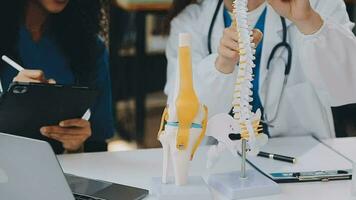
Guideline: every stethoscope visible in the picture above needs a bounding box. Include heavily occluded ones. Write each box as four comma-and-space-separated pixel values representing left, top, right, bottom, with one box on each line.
208, 0, 292, 127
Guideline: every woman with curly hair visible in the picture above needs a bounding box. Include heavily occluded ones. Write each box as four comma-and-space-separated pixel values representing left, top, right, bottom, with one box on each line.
0, 0, 114, 153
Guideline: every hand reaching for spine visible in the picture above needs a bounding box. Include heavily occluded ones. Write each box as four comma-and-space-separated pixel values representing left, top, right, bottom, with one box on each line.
216, 27, 263, 74
267, 0, 323, 34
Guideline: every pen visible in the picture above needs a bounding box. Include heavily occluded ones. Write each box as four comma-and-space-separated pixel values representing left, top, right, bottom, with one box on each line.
258, 151, 297, 164
1, 55, 25, 72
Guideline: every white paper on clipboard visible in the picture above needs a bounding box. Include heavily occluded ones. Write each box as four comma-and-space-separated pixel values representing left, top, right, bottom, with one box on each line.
82, 109, 91, 121
246, 136, 352, 177
0, 80, 3, 93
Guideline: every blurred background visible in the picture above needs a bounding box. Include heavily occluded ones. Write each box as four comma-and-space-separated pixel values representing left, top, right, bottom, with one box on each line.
97, 0, 356, 151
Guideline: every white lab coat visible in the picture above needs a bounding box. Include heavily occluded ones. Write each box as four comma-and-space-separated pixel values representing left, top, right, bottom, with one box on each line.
165, 0, 356, 139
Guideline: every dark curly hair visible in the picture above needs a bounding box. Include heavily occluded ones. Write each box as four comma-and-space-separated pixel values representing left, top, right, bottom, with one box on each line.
0, 0, 102, 86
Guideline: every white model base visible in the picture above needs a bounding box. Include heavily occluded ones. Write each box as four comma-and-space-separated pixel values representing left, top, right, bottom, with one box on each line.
208, 169, 280, 199
151, 176, 212, 200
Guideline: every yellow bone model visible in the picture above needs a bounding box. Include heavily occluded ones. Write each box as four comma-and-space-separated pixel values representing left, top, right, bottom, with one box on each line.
157, 33, 208, 186
175, 38, 200, 150
157, 33, 208, 159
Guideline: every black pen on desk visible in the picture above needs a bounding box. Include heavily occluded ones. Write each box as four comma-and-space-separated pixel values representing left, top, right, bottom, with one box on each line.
258, 151, 297, 164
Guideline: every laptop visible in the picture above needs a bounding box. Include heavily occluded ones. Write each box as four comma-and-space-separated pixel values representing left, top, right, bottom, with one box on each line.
0, 133, 148, 200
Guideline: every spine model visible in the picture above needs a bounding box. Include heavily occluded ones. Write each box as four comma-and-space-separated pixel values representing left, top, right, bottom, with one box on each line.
233, 0, 263, 150
206, 0, 268, 169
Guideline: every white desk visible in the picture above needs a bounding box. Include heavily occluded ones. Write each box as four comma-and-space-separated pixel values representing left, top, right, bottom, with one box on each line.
58, 137, 356, 200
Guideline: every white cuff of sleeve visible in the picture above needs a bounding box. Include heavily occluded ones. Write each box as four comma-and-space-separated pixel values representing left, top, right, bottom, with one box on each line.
198, 53, 237, 78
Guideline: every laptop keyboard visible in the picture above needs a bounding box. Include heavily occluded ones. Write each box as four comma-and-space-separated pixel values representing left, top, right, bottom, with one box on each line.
73, 193, 106, 200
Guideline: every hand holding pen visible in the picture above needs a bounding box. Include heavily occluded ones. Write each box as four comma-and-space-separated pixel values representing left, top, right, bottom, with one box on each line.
2, 55, 56, 84
1, 55, 91, 152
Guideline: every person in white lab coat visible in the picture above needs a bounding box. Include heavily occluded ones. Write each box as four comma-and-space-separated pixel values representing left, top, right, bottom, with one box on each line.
164, 0, 356, 139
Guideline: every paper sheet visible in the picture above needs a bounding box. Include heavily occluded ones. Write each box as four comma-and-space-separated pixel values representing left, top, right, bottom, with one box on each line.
247, 136, 352, 174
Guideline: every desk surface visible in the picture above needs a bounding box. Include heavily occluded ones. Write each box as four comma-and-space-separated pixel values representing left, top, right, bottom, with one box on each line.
58, 137, 356, 200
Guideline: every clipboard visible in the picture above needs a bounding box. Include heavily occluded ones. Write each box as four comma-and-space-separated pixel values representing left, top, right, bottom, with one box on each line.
246, 136, 353, 183
0, 82, 98, 153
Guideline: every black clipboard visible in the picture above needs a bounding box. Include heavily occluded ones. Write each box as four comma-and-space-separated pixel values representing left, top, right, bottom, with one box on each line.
247, 159, 352, 183
268, 170, 352, 183
0, 82, 98, 153
245, 136, 353, 183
